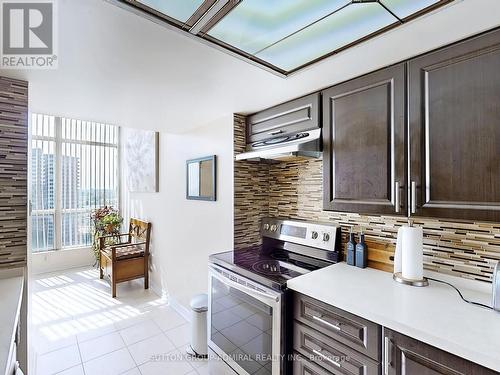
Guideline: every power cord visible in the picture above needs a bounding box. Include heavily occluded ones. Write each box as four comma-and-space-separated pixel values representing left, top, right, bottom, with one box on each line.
427, 277, 493, 310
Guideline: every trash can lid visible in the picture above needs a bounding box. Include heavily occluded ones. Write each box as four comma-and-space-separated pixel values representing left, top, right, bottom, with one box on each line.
190, 293, 208, 312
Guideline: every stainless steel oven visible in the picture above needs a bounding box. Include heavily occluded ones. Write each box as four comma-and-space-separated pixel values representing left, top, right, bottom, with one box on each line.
208, 218, 341, 375
208, 264, 282, 375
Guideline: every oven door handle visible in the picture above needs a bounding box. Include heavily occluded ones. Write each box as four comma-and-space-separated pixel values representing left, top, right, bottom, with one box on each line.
209, 265, 280, 303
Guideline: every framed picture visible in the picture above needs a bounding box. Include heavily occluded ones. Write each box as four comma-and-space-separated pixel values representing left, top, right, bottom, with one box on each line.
186, 155, 216, 201
124, 129, 159, 192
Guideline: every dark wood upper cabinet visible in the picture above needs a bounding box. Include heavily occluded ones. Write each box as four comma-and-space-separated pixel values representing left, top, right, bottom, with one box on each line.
322, 63, 406, 215
408, 29, 500, 221
247, 93, 320, 143
384, 328, 497, 375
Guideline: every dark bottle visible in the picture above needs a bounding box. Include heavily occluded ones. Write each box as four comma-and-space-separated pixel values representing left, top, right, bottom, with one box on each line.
355, 231, 368, 269
346, 227, 356, 266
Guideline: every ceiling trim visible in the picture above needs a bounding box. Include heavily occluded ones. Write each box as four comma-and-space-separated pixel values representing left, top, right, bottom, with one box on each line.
183, 0, 217, 30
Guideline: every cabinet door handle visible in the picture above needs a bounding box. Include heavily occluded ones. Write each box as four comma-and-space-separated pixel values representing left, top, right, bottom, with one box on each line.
411, 181, 417, 214
384, 337, 392, 375
312, 315, 341, 331
268, 130, 283, 135
312, 349, 341, 368
394, 182, 400, 213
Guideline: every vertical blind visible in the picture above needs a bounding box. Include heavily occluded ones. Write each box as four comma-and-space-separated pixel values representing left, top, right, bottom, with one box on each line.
31, 114, 119, 252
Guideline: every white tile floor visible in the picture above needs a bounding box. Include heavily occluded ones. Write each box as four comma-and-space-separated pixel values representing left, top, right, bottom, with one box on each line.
31, 267, 209, 375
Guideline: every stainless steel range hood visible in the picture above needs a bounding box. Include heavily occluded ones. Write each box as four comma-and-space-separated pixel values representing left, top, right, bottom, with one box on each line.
235, 128, 322, 161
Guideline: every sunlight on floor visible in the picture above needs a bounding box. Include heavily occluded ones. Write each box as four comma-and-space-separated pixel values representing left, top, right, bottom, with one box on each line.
31, 267, 208, 375
32, 269, 156, 337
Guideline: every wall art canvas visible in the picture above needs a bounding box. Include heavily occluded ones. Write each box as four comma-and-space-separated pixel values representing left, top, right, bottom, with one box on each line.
125, 129, 159, 192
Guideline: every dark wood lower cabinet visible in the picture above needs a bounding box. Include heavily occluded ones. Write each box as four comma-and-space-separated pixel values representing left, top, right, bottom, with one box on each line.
292, 293, 497, 375
294, 293, 381, 361
292, 292, 382, 375
293, 353, 335, 375
294, 321, 380, 375
384, 328, 497, 375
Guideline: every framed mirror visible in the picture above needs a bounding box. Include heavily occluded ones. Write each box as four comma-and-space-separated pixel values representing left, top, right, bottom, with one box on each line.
186, 155, 217, 201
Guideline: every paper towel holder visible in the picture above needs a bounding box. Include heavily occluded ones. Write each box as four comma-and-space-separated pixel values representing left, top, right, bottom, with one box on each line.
393, 272, 429, 287
393, 219, 428, 287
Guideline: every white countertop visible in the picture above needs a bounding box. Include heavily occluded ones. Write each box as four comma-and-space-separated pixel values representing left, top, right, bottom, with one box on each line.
0, 275, 24, 375
287, 263, 500, 372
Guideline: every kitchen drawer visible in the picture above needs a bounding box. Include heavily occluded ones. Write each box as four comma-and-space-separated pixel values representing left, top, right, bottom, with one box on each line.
293, 352, 333, 375
294, 293, 381, 361
294, 321, 381, 375
384, 328, 498, 375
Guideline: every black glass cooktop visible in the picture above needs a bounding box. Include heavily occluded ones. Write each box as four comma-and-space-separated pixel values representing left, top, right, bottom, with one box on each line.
209, 246, 328, 291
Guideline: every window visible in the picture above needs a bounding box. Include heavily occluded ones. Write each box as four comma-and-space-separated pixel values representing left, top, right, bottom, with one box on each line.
31, 114, 119, 252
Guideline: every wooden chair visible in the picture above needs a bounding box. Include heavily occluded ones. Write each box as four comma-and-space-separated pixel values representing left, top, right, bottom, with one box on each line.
99, 218, 151, 298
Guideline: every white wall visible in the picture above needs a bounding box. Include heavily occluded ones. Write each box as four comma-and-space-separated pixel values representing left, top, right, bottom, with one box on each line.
31, 248, 94, 275
120, 116, 234, 308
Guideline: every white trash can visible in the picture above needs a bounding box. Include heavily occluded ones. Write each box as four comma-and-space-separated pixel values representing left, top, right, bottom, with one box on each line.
187, 293, 208, 358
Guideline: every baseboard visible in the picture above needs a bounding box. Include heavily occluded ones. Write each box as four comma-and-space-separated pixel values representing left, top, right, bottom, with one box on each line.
169, 297, 192, 322
149, 279, 167, 300
150, 279, 192, 322
31, 247, 94, 275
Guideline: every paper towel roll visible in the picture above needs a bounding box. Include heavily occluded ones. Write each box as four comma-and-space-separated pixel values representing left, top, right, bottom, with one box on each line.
401, 226, 423, 280
394, 227, 404, 273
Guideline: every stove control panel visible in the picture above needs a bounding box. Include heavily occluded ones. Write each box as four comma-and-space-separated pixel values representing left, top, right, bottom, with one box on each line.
261, 217, 340, 252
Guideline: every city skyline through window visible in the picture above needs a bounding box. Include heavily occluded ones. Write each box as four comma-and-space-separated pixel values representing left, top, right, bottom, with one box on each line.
31, 114, 119, 252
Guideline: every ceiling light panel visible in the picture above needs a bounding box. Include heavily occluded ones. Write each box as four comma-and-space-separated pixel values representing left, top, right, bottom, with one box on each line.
123, 0, 453, 74
380, 0, 442, 19
136, 0, 205, 22
255, 2, 398, 71
207, 0, 351, 55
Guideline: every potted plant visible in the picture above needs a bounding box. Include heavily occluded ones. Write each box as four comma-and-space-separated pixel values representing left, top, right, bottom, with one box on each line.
91, 206, 123, 265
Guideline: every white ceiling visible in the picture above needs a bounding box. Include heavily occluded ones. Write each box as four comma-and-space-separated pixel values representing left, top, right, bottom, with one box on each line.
2, 0, 500, 133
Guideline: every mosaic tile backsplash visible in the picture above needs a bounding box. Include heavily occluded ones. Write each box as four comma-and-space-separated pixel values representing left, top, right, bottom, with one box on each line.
234, 115, 269, 249
0, 76, 28, 269
234, 115, 500, 283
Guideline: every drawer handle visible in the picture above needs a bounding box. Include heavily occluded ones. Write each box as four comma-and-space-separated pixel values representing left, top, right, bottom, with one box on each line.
313, 349, 341, 368
268, 130, 284, 135
312, 315, 341, 331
